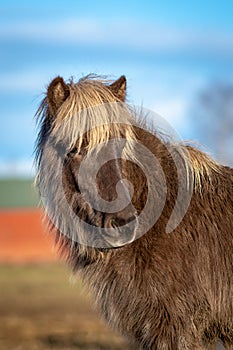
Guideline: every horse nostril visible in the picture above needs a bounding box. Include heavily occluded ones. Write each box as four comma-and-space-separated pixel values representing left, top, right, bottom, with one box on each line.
114, 216, 135, 227
108, 215, 136, 228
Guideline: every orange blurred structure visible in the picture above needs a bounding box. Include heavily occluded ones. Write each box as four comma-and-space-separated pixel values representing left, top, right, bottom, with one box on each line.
0, 209, 56, 263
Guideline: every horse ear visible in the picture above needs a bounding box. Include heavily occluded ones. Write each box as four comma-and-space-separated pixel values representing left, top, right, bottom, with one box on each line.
109, 75, 127, 101
47, 76, 70, 116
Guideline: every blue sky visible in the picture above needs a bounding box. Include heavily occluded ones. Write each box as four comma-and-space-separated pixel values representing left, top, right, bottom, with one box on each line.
0, 0, 233, 176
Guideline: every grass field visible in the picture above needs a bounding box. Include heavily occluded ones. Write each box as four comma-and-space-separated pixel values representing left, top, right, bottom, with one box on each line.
0, 179, 39, 208
0, 263, 132, 350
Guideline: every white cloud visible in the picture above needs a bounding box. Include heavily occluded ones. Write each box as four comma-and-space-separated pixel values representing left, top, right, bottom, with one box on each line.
0, 159, 35, 178
1, 17, 233, 56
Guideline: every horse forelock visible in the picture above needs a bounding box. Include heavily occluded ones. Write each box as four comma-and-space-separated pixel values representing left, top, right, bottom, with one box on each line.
45, 76, 135, 156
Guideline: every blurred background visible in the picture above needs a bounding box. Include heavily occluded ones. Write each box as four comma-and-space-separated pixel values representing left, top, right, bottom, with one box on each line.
0, 1, 232, 349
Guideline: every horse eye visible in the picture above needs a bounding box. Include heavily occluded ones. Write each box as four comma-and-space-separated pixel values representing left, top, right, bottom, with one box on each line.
67, 147, 78, 156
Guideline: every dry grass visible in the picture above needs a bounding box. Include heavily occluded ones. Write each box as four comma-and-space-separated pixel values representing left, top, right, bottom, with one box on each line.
0, 263, 132, 350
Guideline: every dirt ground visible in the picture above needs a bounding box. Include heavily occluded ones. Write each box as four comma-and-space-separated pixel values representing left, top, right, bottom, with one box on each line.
0, 264, 132, 350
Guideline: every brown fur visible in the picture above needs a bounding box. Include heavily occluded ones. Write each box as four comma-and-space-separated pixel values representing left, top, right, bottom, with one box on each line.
35, 75, 233, 349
